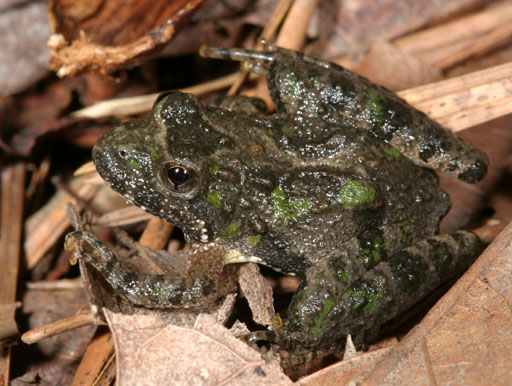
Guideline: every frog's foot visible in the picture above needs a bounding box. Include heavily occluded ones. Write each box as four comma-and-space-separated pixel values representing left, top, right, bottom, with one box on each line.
64, 231, 226, 308
281, 231, 480, 358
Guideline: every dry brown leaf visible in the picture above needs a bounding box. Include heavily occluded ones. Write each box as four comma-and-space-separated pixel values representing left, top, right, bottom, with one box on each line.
297, 346, 394, 386
440, 119, 512, 234
362, 219, 512, 385
306, 0, 488, 59
48, 0, 205, 76
394, 2, 512, 70
356, 40, 442, 91
0, 2, 50, 96
104, 312, 292, 385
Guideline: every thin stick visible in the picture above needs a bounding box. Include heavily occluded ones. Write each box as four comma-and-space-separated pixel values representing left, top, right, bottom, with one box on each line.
21, 311, 102, 345
72, 73, 239, 119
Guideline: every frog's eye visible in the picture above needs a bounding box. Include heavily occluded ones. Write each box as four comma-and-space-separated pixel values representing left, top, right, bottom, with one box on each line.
161, 163, 199, 193
167, 166, 189, 186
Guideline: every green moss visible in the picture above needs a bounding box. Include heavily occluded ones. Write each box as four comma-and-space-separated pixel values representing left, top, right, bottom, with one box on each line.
270, 186, 312, 228
311, 296, 335, 337
246, 234, 261, 246
379, 143, 400, 158
221, 222, 240, 237
338, 180, 376, 209
206, 190, 223, 210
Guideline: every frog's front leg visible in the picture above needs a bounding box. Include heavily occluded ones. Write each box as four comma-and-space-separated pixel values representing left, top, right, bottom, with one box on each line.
279, 231, 480, 360
65, 231, 226, 308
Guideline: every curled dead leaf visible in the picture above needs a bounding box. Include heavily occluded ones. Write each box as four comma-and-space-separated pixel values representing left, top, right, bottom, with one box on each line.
47, 0, 205, 76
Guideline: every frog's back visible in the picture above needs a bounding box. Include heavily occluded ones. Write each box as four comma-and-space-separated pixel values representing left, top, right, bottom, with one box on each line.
205, 109, 449, 273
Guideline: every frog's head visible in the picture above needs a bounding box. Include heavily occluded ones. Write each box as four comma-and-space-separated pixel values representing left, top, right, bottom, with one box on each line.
93, 91, 241, 243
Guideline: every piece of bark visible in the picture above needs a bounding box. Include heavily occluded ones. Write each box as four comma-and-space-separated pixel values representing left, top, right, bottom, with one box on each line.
0, 162, 25, 384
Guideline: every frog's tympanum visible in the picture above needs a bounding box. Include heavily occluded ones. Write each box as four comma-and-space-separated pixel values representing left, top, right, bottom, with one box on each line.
81, 46, 488, 362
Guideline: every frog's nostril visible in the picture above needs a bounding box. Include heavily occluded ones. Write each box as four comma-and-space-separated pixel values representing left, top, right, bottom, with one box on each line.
119, 150, 128, 159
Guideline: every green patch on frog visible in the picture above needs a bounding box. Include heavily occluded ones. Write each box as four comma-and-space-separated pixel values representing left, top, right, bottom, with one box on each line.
364, 89, 386, 123
280, 125, 293, 138
344, 287, 384, 315
126, 158, 141, 169
246, 234, 261, 246
270, 186, 312, 229
221, 222, 240, 237
206, 190, 223, 210
149, 146, 160, 160
362, 236, 389, 268
379, 143, 400, 158
338, 180, 376, 210
283, 73, 300, 99
328, 256, 353, 284
397, 221, 411, 243
209, 165, 220, 175
339, 270, 352, 284
429, 240, 451, 264
311, 293, 336, 337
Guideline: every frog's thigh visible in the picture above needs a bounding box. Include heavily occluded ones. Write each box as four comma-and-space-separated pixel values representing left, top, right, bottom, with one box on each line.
286, 231, 480, 346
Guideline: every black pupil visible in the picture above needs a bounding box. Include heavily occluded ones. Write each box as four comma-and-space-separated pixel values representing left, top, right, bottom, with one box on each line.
167, 166, 189, 186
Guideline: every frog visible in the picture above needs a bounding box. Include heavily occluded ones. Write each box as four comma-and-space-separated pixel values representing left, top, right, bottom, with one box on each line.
70, 44, 488, 363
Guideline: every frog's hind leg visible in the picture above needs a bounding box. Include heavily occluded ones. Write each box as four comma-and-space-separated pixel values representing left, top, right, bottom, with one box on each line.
281, 231, 480, 358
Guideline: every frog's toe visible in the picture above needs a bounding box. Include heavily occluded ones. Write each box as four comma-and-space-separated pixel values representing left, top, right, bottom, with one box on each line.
242, 329, 276, 345
199, 46, 275, 75
457, 156, 488, 183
